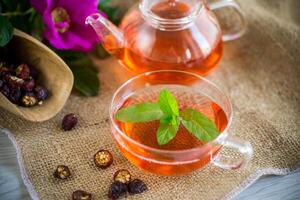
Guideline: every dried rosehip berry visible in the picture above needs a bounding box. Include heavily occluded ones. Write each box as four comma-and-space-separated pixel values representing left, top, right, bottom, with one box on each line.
113, 169, 131, 184
8, 88, 22, 104
94, 150, 113, 169
21, 93, 38, 107
0, 66, 12, 77
5, 75, 24, 90
108, 181, 128, 200
62, 113, 78, 131
53, 165, 71, 180
0, 84, 10, 97
34, 85, 48, 101
0, 61, 5, 68
0, 79, 4, 89
22, 79, 35, 92
72, 190, 92, 200
16, 64, 30, 79
128, 179, 147, 195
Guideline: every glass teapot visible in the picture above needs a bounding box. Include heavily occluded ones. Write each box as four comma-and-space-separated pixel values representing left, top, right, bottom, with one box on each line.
86, 0, 246, 75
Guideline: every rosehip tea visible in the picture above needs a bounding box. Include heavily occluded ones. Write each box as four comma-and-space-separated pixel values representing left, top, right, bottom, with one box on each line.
110, 71, 252, 176
113, 86, 227, 175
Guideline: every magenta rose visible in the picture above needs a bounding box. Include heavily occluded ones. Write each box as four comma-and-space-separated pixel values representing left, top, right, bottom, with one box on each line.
30, 0, 104, 52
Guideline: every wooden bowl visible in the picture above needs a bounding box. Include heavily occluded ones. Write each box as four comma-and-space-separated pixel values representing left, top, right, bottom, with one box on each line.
0, 29, 74, 122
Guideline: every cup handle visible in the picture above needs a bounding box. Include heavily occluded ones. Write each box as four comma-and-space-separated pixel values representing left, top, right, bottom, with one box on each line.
209, 0, 247, 42
212, 135, 253, 170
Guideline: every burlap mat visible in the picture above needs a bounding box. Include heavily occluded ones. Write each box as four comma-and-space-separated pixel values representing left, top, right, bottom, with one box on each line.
1, 0, 300, 199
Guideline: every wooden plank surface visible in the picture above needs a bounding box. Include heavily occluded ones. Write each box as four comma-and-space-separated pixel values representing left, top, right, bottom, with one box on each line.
0, 133, 299, 200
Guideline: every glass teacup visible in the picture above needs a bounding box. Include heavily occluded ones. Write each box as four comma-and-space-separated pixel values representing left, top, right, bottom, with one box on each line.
110, 70, 252, 175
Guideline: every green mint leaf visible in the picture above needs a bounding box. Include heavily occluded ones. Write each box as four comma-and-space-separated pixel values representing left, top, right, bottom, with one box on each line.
160, 114, 172, 124
160, 114, 178, 126
69, 60, 100, 97
116, 103, 164, 123
0, 16, 13, 47
158, 89, 179, 116
180, 109, 220, 143
157, 117, 179, 145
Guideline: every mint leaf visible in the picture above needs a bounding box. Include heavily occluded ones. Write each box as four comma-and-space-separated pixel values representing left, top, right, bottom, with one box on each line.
158, 89, 179, 116
180, 109, 220, 143
0, 16, 13, 47
116, 103, 164, 123
160, 114, 177, 126
157, 117, 179, 145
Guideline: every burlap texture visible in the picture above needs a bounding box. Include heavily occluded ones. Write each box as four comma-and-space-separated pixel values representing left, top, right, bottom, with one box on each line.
0, 0, 300, 199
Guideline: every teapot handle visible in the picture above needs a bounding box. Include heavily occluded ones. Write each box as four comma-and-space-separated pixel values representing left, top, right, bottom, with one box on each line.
209, 0, 246, 42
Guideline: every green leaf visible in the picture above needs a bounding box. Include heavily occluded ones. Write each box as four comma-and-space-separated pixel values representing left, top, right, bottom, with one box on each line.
56, 50, 87, 61
98, 0, 123, 25
0, 16, 13, 47
56, 50, 100, 96
115, 103, 164, 123
29, 11, 44, 40
1, 0, 18, 11
92, 44, 110, 59
160, 114, 173, 124
180, 109, 220, 143
158, 89, 179, 116
70, 63, 100, 97
157, 117, 179, 145
160, 114, 177, 126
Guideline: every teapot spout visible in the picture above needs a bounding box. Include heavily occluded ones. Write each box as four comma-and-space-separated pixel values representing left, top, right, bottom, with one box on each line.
86, 13, 124, 55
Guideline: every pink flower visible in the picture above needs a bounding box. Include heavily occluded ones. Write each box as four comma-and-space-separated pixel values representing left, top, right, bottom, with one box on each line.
30, 0, 103, 52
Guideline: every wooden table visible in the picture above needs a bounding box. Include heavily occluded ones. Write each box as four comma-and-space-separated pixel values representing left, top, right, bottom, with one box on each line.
0, 133, 299, 200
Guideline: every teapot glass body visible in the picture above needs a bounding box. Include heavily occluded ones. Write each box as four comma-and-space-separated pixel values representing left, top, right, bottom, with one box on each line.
87, 0, 245, 75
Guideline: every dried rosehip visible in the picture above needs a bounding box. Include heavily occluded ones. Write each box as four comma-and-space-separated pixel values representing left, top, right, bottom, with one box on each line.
113, 169, 131, 184
0, 61, 5, 68
108, 181, 128, 200
72, 190, 92, 200
5, 75, 24, 90
53, 165, 71, 180
0, 66, 12, 77
94, 150, 113, 169
34, 85, 48, 101
22, 93, 38, 107
22, 79, 35, 92
8, 88, 22, 104
0, 79, 4, 89
62, 113, 78, 131
128, 179, 147, 195
0, 84, 10, 97
16, 64, 30, 79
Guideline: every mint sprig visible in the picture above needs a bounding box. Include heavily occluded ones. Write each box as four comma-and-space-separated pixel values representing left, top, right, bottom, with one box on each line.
180, 109, 219, 143
115, 102, 163, 123
115, 89, 220, 145
158, 89, 179, 116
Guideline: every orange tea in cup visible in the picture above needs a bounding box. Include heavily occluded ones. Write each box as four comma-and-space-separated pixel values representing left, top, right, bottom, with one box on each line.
110, 71, 252, 175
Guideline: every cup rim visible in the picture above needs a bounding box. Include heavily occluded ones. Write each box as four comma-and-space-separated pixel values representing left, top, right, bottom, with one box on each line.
109, 70, 233, 154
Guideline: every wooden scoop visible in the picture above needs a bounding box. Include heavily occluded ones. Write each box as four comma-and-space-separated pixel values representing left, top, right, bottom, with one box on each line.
0, 29, 74, 122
